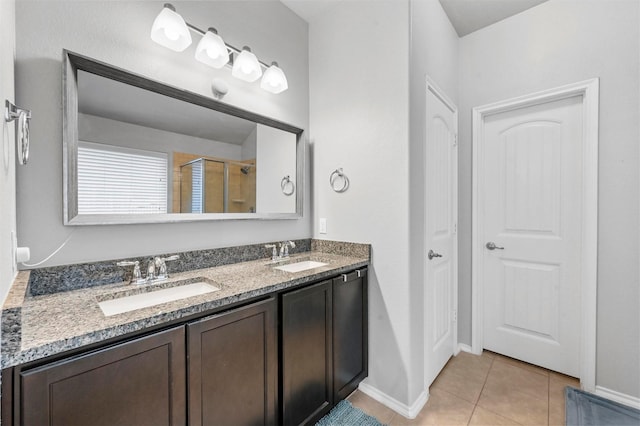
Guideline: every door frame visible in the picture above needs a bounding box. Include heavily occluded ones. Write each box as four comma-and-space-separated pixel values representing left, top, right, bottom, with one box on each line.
424, 76, 458, 390
471, 79, 599, 391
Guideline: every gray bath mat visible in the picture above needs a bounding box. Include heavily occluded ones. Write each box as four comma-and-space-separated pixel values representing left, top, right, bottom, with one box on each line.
316, 400, 385, 426
565, 387, 640, 425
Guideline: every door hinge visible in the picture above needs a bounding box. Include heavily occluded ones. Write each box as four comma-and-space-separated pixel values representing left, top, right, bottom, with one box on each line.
452, 310, 457, 322
453, 222, 457, 234
453, 133, 458, 147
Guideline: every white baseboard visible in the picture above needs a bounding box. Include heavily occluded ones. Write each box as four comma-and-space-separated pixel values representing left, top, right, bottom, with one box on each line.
595, 386, 640, 410
457, 343, 477, 354
358, 382, 429, 420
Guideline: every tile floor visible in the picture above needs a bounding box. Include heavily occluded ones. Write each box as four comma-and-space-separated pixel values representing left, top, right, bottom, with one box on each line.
347, 350, 580, 425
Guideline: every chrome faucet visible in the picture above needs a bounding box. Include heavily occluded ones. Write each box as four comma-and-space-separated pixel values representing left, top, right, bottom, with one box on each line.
117, 255, 179, 285
154, 255, 179, 280
147, 258, 156, 281
279, 240, 296, 258
265, 241, 296, 262
116, 260, 145, 285
265, 244, 278, 261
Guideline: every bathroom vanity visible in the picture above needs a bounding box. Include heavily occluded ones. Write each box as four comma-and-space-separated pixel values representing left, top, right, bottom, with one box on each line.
1, 241, 369, 426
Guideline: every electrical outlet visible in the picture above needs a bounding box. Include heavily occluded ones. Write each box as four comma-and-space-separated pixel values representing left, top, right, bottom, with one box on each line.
319, 218, 327, 234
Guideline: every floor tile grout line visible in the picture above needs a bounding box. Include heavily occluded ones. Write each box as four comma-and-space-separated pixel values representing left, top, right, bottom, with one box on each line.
466, 353, 494, 425
477, 354, 538, 425
467, 404, 479, 425
362, 351, 571, 425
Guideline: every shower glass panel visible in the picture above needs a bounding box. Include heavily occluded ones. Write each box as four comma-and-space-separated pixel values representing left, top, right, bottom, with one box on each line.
180, 158, 255, 213
228, 161, 256, 213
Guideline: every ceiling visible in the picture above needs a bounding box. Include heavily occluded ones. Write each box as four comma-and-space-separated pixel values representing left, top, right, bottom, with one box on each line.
438, 0, 548, 36
78, 71, 256, 145
281, 0, 548, 37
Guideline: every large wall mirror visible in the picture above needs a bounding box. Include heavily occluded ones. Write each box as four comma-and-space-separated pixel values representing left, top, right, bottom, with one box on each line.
63, 50, 304, 225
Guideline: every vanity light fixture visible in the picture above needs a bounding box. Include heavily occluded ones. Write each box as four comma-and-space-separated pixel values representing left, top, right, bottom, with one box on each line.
195, 28, 229, 69
150, 3, 288, 94
261, 62, 288, 94
231, 46, 263, 82
150, 4, 192, 52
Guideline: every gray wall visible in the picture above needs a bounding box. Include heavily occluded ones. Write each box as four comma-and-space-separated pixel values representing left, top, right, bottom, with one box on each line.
0, 0, 16, 301
309, 0, 412, 406
458, 0, 640, 398
15, 1, 310, 267
408, 0, 459, 404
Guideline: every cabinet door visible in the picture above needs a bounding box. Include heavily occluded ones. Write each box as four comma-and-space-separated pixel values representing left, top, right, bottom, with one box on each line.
20, 326, 186, 426
333, 269, 368, 403
282, 280, 333, 426
188, 298, 277, 426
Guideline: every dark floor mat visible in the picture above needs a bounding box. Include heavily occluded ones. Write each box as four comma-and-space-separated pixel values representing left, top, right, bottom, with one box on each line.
566, 387, 640, 426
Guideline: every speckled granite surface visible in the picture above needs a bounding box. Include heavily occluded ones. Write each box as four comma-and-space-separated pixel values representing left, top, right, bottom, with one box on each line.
2, 246, 368, 369
27, 239, 312, 296
311, 240, 370, 259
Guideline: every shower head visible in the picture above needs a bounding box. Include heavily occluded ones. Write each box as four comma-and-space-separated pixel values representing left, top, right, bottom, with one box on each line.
240, 166, 251, 175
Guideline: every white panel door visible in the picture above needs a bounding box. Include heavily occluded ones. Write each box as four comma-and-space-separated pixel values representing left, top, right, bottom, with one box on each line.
425, 83, 457, 387
481, 96, 582, 376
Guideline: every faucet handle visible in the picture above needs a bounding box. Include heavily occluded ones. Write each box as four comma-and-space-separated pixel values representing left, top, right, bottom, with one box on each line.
116, 260, 143, 285
156, 255, 179, 280
282, 240, 296, 258
265, 244, 278, 261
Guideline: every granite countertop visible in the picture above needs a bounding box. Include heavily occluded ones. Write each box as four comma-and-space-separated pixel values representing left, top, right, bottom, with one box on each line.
1, 249, 368, 369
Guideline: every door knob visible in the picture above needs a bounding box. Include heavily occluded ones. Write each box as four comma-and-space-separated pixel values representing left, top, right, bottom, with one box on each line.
485, 242, 504, 250
428, 250, 443, 260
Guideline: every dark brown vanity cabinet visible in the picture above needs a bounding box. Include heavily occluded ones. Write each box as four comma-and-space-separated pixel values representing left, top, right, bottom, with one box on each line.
282, 268, 369, 425
15, 298, 277, 426
188, 298, 277, 426
332, 269, 368, 403
8, 268, 367, 426
282, 280, 334, 426
19, 326, 187, 426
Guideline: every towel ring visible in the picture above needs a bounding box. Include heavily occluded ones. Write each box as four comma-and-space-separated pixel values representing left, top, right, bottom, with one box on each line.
281, 175, 295, 196
4, 100, 31, 165
330, 168, 349, 193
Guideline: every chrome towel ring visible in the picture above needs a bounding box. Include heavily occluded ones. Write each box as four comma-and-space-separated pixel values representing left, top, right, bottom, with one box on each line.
281, 175, 295, 196
4, 100, 31, 165
330, 168, 349, 193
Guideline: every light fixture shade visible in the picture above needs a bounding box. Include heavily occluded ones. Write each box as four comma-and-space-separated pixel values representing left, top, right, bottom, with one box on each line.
195, 28, 229, 68
260, 62, 288, 94
150, 4, 192, 52
232, 47, 263, 82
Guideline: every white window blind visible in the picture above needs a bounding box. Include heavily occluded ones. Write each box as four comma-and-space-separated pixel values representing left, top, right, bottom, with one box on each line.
78, 141, 168, 214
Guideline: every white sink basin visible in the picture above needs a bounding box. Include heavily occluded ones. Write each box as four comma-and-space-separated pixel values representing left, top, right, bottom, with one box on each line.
273, 260, 328, 273
98, 281, 219, 316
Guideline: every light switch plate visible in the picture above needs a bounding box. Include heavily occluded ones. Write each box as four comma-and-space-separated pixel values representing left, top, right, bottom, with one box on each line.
319, 218, 327, 234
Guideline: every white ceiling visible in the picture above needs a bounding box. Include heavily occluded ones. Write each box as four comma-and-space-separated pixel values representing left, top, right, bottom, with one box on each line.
280, 0, 342, 22
280, 0, 548, 37
78, 71, 256, 144
438, 0, 548, 36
